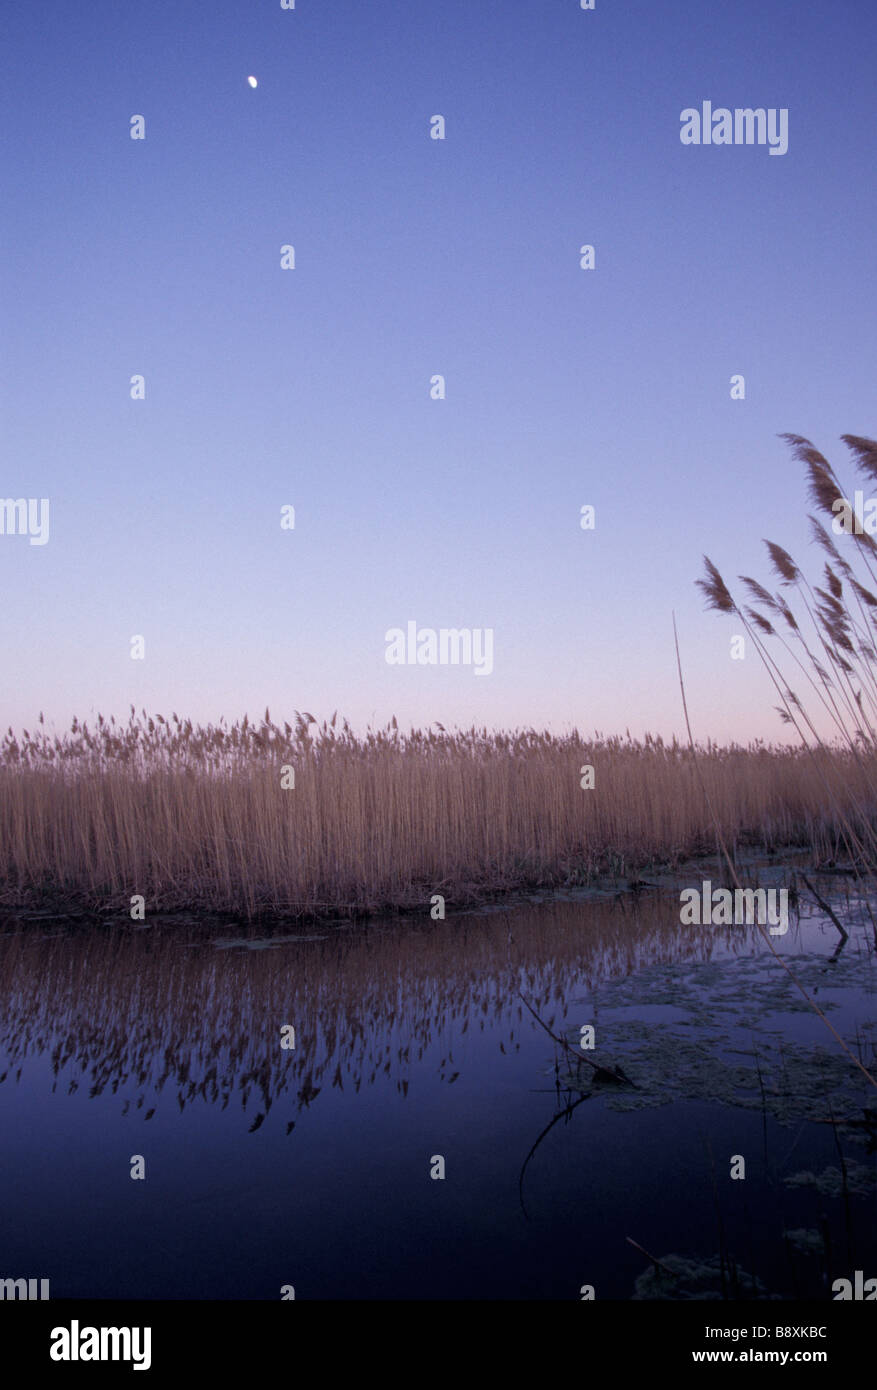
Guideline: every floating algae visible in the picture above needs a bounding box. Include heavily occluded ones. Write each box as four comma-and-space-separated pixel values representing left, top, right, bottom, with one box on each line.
631, 1253, 778, 1301
784, 1162, 877, 1197
559, 946, 877, 1136
782, 1228, 825, 1256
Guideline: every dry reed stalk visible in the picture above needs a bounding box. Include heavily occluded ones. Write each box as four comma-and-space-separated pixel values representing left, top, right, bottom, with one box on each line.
2, 707, 877, 917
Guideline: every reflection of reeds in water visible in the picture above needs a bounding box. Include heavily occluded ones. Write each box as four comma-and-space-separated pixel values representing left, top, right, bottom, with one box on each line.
0, 896, 740, 1128
1, 707, 876, 917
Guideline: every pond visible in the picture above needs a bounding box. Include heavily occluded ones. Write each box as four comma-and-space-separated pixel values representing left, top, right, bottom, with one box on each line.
1, 868, 875, 1300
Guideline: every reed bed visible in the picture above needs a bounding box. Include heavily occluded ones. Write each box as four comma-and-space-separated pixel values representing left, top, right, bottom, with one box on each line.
0, 708, 874, 918
5, 434, 877, 921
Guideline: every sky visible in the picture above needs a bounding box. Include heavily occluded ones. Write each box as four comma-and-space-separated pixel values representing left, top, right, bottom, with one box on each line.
2, 0, 876, 745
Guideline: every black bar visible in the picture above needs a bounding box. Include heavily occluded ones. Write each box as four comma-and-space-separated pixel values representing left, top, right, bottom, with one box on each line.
3, 1298, 872, 1375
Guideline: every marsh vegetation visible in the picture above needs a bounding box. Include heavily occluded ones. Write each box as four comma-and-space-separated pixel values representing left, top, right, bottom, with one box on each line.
2, 711, 876, 919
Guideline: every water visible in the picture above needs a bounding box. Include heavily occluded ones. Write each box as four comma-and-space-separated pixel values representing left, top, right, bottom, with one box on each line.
1, 877, 875, 1300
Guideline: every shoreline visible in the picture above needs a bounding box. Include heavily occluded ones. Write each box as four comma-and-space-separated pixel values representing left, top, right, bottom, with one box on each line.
0, 844, 819, 932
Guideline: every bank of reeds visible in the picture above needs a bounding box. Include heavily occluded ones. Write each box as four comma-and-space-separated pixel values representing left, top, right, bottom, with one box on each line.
4, 436, 877, 920
1, 707, 875, 918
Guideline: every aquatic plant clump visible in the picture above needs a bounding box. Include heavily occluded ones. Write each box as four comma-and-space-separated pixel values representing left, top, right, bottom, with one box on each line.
561, 950, 877, 1134
2, 708, 877, 918
632, 1253, 778, 1301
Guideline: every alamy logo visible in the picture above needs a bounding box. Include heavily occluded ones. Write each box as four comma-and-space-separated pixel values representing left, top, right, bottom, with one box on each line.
832, 1271, 877, 1300
680, 102, 789, 156
832, 492, 877, 535
680, 880, 789, 934
385, 621, 494, 676
0, 497, 50, 545
50, 1321, 152, 1371
0, 1275, 49, 1299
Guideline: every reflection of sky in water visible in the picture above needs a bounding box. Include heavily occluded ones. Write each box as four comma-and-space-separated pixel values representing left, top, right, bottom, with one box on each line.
0, 885, 874, 1299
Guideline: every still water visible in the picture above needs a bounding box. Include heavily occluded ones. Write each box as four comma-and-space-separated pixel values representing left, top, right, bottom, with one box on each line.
1, 879, 875, 1300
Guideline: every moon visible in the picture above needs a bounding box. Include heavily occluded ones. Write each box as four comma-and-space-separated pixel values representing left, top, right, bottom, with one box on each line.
247, 76, 258, 88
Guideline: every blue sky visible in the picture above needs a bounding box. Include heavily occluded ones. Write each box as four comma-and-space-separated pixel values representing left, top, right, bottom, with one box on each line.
2, 0, 876, 742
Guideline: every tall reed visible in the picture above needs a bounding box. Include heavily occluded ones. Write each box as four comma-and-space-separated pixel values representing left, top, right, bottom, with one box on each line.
697, 432, 877, 874
2, 707, 876, 917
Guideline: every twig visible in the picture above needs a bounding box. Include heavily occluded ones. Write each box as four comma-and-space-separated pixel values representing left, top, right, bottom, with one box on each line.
626, 1236, 675, 1277
518, 1091, 592, 1218
517, 991, 637, 1086
799, 871, 849, 942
